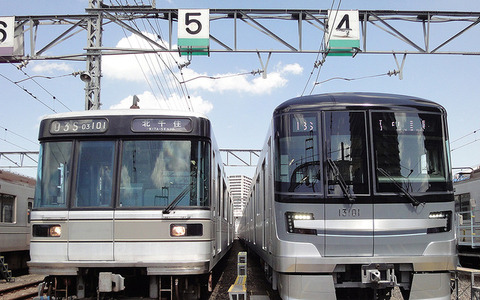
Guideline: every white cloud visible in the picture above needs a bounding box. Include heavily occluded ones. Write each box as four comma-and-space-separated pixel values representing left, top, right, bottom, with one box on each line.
109, 90, 213, 115
103, 32, 186, 82
281, 63, 303, 75
31, 62, 74, 74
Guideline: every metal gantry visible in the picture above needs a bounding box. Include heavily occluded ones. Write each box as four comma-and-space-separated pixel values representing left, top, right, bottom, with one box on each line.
5, 7, 480, 109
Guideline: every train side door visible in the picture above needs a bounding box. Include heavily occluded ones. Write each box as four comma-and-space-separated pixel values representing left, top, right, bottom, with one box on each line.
323, 111, 373, 257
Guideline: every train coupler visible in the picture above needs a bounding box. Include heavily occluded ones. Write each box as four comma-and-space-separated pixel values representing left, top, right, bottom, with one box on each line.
361, 263, 397, 288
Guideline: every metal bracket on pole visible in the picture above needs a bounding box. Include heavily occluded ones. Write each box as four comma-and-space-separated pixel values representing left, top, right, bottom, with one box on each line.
392, 52, 407, 80
256, 51, 272, 79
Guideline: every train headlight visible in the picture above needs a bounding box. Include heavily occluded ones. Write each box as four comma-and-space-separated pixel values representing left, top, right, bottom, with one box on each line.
285, 212, 317, 235
171, 225, 187, 237
428, 211, 452, 233
49, 225, 62, 237
33, 224, 62, 237
170, 224, 203, 237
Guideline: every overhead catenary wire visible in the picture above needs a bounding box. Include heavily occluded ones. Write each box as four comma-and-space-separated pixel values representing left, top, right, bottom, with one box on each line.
112, 0, 193, 111
451, 128, 480, 143
301, 0, 342, 96
13, 63, 72, 112
314, 70, 399, 86
0, 73, 57, 113
0, 125, 39, 146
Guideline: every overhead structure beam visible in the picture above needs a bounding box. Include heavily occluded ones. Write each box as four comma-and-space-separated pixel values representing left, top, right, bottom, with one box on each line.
220, 149, 261, 167
4, 7, 480, 109
0, 152, 39, 168
6, 9, 480, 60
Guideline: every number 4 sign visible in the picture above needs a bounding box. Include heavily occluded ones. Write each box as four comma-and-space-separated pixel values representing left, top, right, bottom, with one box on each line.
325, 10, 360, 56
178, 9, 210, 56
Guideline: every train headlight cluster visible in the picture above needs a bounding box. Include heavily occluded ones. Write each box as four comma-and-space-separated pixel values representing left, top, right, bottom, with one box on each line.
285, 212, 317, 235
32, 224, 62, 237
428, 211, 452, 233
170, 224, 203, 237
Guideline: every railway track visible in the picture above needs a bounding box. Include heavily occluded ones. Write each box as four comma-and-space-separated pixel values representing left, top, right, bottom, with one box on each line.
0, 275, 44, 300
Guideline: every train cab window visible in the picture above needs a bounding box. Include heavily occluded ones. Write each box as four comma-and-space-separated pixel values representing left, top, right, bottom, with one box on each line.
325, 111, 369, 196
274, 113, 321, 194
34, 141, 72, 208
0, 193, 15, 223
372, 112, 450, 193
73, 141, 115, 208
119, 140, 210, 208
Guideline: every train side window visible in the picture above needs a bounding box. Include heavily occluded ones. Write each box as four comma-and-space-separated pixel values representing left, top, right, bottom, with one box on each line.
324, 111, 369, 196
34, 141, 72, 208
0, 193, 15, 223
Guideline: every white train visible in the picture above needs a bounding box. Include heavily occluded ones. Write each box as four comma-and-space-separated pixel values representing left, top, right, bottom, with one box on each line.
29, 109, 234, 299
239, 93, 456, 300
0, 170, 34, 277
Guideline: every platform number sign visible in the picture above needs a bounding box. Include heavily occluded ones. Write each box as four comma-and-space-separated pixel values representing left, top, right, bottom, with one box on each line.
325, 10, 360, 56
0, 17, 15, 56
178, 9, 210, 56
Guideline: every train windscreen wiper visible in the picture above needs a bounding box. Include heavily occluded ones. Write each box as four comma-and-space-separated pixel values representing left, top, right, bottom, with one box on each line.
163, 185, 190, 214
377, 168, 423, 207
327, 158, 355, 202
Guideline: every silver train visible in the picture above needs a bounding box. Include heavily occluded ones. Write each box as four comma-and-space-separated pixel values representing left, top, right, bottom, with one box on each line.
454, 166, 480, 266
238, 93, 456, 300
0, 170, 34, 276
29, 109, 234, 299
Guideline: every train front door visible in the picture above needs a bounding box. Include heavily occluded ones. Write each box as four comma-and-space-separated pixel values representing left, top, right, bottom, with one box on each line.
67, 141, 115, 261
323, 111, 373, 257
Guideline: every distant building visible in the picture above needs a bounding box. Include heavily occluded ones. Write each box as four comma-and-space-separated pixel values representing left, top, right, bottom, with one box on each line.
228, 175, 252, 234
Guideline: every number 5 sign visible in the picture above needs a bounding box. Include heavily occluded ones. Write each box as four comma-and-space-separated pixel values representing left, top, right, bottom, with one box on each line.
178, 9, 210, 56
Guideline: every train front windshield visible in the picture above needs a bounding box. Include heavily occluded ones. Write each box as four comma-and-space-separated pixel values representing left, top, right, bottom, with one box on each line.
274, 110, 451, 199
34, 140, 210, 209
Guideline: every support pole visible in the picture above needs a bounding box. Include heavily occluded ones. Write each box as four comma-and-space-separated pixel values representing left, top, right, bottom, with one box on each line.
85, 0, 103, 110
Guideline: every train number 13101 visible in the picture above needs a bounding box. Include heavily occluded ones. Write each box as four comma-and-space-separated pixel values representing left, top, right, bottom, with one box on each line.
339, 208, 360, 217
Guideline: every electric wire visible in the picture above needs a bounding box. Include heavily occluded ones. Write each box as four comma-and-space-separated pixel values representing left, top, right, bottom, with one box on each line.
0, 125, 39, 146
115, 0, 190, 111
13, 63, 72, 112
314, 71, 398, 86
119, 0, 190, 111
301, 0, 341, 96
451, 128, 480, 143
0, 73, 57, 113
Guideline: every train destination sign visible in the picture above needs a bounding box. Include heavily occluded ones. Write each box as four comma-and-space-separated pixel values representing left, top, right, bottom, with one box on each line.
131, 118, 193, 133
49, 119, 108, 134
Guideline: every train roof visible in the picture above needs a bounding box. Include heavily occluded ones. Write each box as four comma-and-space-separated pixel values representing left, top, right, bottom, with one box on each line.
41, 109, 208, 121
0, 170, 36, 187
274, 92, 446, 115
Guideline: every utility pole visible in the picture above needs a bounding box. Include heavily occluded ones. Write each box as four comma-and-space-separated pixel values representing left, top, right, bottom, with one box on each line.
84, 0, 103, 110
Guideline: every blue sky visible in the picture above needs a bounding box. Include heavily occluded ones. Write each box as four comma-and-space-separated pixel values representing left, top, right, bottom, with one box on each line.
1, 0, 480, 178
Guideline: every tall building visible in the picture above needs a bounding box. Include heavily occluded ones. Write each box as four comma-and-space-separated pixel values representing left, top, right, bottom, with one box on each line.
228, 175, 252, 234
